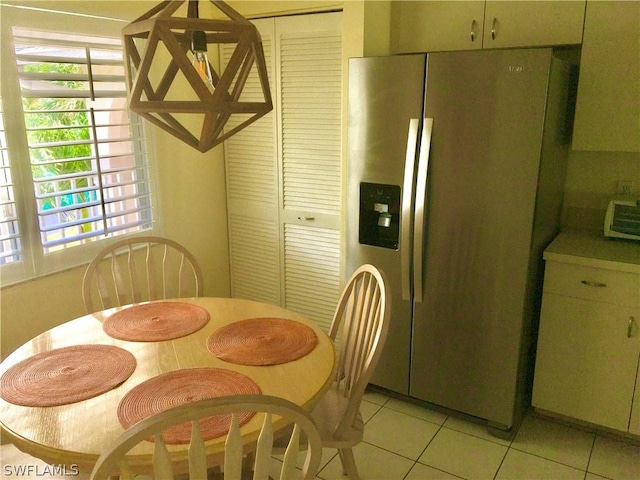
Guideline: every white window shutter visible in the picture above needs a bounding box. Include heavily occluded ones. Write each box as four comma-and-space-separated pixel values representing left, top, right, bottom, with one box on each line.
0, 100, 22, 267
11, 28, 153, 254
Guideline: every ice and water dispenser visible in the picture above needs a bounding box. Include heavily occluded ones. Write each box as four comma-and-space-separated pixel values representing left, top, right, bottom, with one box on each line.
359, 182, 401, 249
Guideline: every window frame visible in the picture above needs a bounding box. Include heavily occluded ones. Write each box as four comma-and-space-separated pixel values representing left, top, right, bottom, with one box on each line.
0, 5, 161, 286
0, 100, 23, 269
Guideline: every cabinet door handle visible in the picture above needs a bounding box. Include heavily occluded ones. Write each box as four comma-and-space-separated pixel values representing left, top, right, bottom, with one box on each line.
491, 17, 498, 40
580, 280, 607, 288
470, 19, 477, 42
628, 316, 636, 338
297, 216, 315, 221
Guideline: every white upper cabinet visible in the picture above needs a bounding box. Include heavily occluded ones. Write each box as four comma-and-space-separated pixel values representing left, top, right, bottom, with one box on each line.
390, 1, 486, 53
391, 1, 585, 53
572, 1, 640, 152
482, 1, 585, 49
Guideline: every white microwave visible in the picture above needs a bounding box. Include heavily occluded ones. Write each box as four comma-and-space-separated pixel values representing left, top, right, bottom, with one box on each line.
604, 196, 640, 240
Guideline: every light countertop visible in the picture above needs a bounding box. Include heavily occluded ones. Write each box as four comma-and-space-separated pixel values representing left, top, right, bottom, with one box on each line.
543, 229, 640, 274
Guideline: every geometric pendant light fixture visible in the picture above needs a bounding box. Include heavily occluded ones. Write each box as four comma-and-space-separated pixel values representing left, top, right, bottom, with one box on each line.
122, 0, 272, 152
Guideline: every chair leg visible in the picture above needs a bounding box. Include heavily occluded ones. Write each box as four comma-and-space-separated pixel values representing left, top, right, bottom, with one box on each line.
338, 448, 359, 480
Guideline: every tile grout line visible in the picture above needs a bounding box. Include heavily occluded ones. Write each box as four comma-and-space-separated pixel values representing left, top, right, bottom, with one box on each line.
584, 433, 596, 480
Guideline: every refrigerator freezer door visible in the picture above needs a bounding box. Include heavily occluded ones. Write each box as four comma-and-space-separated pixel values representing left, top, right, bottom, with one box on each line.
347, 55, 426, 394
410, 49, 554, 429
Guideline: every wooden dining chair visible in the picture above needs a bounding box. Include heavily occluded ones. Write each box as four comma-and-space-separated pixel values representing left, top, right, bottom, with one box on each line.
89, 394, 323, 480
82, 236, 203, 313
310, 264, 391, 480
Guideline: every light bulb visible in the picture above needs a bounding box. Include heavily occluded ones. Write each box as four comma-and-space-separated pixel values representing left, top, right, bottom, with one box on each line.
191, 31, 214, 92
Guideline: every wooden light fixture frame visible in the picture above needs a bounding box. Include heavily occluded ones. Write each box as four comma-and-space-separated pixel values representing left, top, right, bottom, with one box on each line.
122, 0, 272, 152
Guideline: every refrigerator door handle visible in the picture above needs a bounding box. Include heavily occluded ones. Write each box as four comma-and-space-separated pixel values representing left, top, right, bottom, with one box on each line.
401, 118, 420, 301
413, 118, 433, 304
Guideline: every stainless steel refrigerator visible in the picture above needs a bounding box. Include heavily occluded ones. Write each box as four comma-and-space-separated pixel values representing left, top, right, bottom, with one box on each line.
346, 48, 573, 434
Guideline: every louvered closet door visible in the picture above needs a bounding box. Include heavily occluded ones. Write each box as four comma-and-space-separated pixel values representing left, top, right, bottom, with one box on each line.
222, 19, 280, 305
277, 13, 343, 333
222, 13, 343, 332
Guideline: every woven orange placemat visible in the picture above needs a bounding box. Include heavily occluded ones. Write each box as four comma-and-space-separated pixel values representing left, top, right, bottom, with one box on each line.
0, 345, 136, 407
103, 302, 209, 342
117, 367, 261, 444
206, 317, 318, 366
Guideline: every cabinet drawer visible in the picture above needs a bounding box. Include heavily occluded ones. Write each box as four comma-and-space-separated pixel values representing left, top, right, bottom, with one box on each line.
543, 262, 639, 307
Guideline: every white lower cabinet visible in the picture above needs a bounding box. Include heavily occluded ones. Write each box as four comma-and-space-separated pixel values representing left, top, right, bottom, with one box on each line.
532, 232, 640, 434
533, 291, 638, 431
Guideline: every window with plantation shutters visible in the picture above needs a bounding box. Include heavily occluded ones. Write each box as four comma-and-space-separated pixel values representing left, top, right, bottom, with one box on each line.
0, 100, 22, 266
13, 28, 153, 254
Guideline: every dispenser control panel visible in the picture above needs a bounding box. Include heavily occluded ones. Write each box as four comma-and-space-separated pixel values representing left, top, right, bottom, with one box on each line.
359, 182, 401, 249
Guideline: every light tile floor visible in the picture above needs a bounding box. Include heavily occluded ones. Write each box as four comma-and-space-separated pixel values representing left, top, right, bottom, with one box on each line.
2, 388, 639, 480
313, 389, 640, 480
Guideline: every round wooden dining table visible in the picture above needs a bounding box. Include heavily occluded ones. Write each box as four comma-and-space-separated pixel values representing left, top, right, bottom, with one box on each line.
0, 297, 335, 475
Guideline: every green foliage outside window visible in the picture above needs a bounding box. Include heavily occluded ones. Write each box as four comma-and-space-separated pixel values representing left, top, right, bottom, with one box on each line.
22, 62, 94, 218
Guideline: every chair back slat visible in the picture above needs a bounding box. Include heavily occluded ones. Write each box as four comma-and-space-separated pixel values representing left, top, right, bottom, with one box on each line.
117, 459, 134, 480
333, 288, 356, 387
177, 252, 191, 298
349, 274, 373, 390
280, 424, 301, 480
345, 280, 363, 390
127, 244, 142, 304
146, 242, 158, 301
83, 236, 204, 313
225, 413, 242, 480
188, 420, 207, 480
152, 433, 173, 477
360, 277, 382, 382
253, 412, 274, 480
111, 250, 127, 306
94, 264, 111, 311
